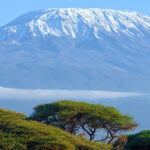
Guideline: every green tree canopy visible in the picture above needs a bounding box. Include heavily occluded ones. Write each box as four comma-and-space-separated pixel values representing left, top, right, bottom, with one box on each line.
29, 100, 137, 144
125, 130, 150, 150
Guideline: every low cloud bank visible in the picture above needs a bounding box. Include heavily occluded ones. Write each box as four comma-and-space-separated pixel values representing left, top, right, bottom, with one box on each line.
0, 87, 144, 100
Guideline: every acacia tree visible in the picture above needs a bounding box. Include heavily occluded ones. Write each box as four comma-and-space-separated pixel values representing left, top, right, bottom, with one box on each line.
98, 110, 137, 143
28, 100, 137, 143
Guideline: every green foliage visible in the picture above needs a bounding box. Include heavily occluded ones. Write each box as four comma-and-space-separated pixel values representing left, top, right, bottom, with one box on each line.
29, 100, 137, 143
0, 108, 111, 150
125, 130, 150, 150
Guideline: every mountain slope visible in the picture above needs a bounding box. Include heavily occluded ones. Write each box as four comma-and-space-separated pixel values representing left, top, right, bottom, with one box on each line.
0, 8, 150, 92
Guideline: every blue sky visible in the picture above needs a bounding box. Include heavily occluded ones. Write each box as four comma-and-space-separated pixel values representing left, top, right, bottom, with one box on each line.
0, 0, 150, 26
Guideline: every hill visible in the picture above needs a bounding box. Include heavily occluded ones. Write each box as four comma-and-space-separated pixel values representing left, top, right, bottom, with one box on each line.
0, 107, 111, 150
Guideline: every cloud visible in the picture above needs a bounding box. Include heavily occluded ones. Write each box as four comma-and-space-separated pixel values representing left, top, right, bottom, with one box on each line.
0, 86, 144, 100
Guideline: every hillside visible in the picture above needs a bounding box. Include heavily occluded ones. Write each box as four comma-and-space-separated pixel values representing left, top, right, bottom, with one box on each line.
0, 8, 150, 91
0, 108, 111, 150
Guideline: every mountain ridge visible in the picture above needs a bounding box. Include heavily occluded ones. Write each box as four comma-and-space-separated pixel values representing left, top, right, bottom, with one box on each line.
1, 8, 150, 42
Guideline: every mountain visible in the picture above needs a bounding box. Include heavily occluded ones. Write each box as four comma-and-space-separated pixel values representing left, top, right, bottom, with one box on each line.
0, 8, 150, 92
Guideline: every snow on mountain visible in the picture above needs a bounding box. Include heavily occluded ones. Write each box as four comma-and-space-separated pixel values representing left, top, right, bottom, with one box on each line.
1, 8, 150, 41
0, 8, 150, 92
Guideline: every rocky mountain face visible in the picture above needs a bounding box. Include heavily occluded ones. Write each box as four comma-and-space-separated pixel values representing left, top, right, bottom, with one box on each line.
0, 8, 150, 92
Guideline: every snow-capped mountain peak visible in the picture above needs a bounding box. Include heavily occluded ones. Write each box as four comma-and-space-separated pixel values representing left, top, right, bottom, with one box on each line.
1, 8, 150, 42
0, 8, 150, 92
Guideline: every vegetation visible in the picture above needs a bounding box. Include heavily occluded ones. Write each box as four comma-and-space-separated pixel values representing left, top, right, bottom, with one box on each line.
125, 130, 150, 150
29, 100, 137, 144
2, 100, 149, 150
112, 135, 128, 150
0, 108, 111, 150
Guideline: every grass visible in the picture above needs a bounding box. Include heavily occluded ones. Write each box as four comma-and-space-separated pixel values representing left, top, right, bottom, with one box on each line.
0, 108, 111, 150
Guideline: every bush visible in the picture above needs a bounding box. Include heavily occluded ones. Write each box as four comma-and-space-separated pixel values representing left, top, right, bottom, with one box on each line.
125, 130, 150, 150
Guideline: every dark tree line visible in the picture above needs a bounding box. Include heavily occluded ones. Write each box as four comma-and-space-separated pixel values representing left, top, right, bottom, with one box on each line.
125, 130, 150, 150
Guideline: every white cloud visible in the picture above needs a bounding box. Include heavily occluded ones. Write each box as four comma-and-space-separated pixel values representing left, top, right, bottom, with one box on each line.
0, 86, 144, 100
